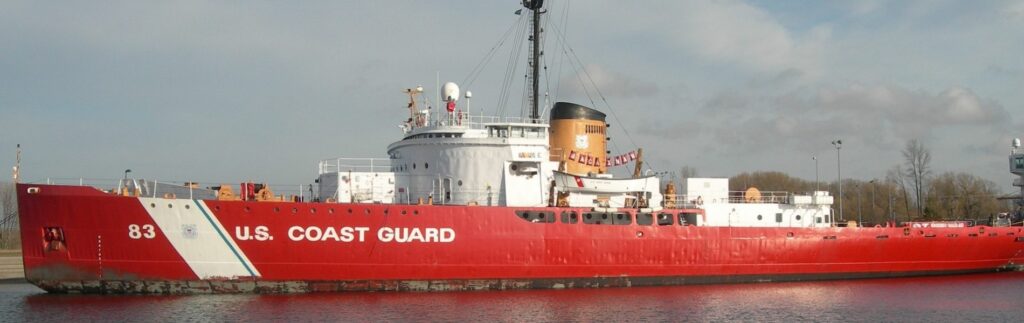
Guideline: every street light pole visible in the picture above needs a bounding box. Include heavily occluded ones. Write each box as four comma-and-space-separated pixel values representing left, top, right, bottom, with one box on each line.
812, 155, 819, 192
832, 140, 843, 222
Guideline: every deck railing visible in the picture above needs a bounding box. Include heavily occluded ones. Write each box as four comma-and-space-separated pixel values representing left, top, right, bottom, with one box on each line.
318, 158, 393, 174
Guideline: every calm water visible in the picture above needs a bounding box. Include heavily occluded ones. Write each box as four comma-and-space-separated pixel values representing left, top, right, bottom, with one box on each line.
2, 272, 1023, 322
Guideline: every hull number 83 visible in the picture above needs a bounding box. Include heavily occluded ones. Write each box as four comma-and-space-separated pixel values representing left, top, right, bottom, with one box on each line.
128, 224, 157, 239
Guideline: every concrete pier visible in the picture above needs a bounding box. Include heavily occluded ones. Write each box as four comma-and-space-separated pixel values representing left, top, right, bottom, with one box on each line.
0, 250, 24, 282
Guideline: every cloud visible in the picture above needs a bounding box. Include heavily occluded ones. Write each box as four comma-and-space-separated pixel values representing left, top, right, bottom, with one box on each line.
1008, 1, 1024, 19
657, 1, 827, 76
558, 64, 659, 99
697, 84, 1010, 153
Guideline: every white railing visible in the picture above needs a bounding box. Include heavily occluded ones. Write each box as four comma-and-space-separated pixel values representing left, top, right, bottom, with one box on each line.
318, 158, 393, 174
465, 114, 545, 126
356, 188, 501, 206
409, 113, 546, 131
33, 177, 316, 200
664, 191, 795, 207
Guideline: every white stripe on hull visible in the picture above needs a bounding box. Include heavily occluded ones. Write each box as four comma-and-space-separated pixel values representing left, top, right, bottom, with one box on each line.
138, 198, 259, 279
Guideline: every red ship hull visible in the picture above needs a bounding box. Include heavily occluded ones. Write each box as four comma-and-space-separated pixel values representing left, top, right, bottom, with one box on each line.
17, 184, 1024, 294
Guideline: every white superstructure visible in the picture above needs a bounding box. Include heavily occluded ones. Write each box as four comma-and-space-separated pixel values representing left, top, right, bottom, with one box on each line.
315, 82, 835, 228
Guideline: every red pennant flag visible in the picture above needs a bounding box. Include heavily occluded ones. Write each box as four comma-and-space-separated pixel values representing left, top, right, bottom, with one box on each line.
605, 159, 611, 167
614, 156, 622, 166
628, 151, 637, 161
568, 151, 577, 161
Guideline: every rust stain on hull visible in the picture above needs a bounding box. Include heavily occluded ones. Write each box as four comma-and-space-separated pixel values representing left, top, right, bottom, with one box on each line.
29, 268, 1014, 295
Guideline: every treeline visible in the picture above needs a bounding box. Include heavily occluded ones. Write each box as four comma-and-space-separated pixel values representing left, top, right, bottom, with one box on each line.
726, 171, 1005, 224
0, 182, 18, 249
685, 140, 1011, 224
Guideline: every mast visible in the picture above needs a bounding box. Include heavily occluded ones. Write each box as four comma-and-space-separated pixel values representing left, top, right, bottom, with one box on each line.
12, 144, 20, 183
524, 0, 544, 122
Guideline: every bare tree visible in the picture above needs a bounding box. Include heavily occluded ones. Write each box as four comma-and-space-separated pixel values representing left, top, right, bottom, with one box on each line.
903, 139, 931, 219
679, 166, 697, 184
0, 182, 18, 249
886, 165, 912, 219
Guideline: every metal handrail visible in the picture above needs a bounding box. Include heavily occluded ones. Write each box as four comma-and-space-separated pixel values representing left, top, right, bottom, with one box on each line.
318, 158, 393, 174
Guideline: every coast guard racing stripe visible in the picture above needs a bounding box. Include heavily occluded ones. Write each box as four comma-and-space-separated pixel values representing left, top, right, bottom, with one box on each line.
138, 198, 260, 279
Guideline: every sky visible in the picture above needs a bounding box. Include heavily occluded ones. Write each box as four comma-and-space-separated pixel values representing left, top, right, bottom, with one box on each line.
2, 0, 1024, 194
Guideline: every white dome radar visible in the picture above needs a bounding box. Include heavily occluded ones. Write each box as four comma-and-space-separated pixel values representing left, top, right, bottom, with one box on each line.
442, 82, 460, 102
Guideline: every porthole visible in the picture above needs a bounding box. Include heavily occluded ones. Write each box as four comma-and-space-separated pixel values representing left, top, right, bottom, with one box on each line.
310, 208, 316, 214
757, 215, 763, 221
167, 204, 173, 208
402, 210, 408, 215
244, 206, 250, 212
457, 180, 463, 186
150, 203, 156, 208
384, 209, 389, 215
413, 163, 417, 169
274, 207, 280, 213
795, 215, 802, 221
364, 209, 370, 215
215, 206, 221, 211
425, 163, 429, 169
347, 208, 353, 214
328, 208, 335, 214
291, 207, 297, 214
184, 205, 190, 210
511, 164, 519, 171
414, 210, 419, 215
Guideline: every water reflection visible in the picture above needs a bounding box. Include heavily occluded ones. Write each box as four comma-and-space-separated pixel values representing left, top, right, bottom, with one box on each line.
4, 272, 1023, 322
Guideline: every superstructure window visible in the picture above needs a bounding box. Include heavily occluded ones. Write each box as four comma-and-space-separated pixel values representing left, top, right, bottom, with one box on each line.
612, 213, 632, 225
516, 211, 555, 223
583, 212, 610, 224
775, 213, 783, 223
680, 212, 699, 226
560, 211, 579, 224
637, 213, 654, 226
1016, 157, 1024, 170
657, 213, 673, 226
